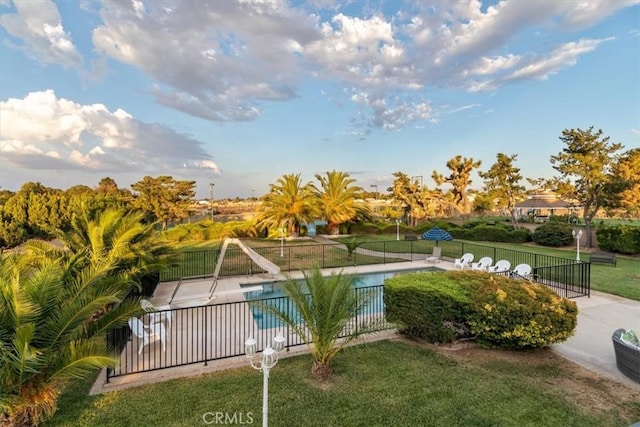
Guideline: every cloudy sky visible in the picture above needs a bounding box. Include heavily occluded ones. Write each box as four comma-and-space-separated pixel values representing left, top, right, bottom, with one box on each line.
1, 0, 639, 199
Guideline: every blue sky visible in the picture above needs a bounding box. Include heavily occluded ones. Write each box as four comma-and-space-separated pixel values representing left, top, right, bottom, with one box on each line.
1, 0, 639, 199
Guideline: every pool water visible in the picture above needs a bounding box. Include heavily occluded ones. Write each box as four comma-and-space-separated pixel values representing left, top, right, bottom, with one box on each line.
243, 267, 442, 330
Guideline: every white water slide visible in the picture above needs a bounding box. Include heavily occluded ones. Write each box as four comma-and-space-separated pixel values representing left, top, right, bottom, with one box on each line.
207, 238, 280, 299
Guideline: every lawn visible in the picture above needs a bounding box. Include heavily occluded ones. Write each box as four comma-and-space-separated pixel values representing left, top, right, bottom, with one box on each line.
47, 339, 640, 426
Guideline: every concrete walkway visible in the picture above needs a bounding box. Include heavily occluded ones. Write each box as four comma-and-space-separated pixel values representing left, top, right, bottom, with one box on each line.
553, 290, 640, 389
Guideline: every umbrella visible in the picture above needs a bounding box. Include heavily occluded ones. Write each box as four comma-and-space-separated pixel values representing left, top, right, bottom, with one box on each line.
421, 226, 453, 246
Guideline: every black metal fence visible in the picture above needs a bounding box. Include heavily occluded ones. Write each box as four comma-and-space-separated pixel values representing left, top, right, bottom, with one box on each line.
106, 240, 590, 381
106, 285, 389, 381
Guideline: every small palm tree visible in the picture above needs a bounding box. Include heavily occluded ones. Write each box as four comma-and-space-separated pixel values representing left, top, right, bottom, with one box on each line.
261, 267, 376, 379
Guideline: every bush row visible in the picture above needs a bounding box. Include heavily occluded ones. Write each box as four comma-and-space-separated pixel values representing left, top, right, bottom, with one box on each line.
162, 220, 257, 242
596, 225, 640, 254
384, 270, 578, 349
531, 222, 574, 247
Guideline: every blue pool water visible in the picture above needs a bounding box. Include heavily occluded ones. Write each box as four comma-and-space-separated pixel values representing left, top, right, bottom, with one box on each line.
243, 267, 442, 330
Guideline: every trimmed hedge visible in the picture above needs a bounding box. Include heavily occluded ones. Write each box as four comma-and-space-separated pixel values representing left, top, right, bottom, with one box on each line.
449, 225, 531, 243
384, 272, 469, 343
532, 222, 574, 247
596, 225, 640, 255
163, 220, 257, 242
384, 270, 578, 349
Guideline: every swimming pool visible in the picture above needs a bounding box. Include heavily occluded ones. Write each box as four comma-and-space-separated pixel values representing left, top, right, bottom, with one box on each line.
243, 267, 442, 330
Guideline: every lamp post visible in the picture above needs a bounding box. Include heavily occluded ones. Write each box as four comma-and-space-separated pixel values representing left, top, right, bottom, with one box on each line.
370, 184, 378, 215
280, 227, 285, 257
245, 334, 286, 427
572, 229, 583, 261
395, 219, 401, 241
209, 183, 215, 220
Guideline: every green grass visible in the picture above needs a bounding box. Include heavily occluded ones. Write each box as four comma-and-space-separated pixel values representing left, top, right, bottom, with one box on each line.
47, 340, 640, 427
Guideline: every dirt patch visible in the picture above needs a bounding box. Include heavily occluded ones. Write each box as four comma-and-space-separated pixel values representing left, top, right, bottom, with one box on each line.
399, 337, 640, 421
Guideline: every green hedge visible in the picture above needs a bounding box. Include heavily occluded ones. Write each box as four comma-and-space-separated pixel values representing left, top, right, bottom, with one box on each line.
384, 272, 469, 343
532, 222, 574, 247
596, 225, 640, 254
452, 271, 578, 349
384, 270, 578, 349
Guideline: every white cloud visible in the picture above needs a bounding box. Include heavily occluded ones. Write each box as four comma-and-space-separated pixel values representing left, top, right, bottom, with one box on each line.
506, 38, 612, 81
82, 0, 637, 133
0, 90, 219, 175
0, 0, 82, 67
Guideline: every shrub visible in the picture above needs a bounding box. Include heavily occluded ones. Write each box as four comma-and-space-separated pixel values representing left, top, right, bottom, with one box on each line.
384, 272, 469, 343
453, 271, 578, 349
448, 225, 531, 243
532, 222, 574, 247
596, 225, 640, 255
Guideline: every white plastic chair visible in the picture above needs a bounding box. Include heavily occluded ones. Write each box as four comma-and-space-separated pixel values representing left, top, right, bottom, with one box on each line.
454, 253, 474, 270
141, 298, 172, 328
471, 256, 493, 271
488, 260, 511, 273
511, 263, 532, 278
426, 246, 442, 263
128, 317, 166, 354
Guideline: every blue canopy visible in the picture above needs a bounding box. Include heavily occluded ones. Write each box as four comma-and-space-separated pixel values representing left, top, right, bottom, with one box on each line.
421, 227, 453, 246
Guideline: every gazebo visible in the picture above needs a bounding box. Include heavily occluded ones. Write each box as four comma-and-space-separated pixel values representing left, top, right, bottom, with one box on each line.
515, 191, 577, 222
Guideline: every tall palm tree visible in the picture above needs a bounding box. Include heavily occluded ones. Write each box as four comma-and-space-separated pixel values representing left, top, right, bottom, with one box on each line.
0, 208, 173, 426
255, 173, 317, 237
312, 170, 368, 235
260, 268, 376, 380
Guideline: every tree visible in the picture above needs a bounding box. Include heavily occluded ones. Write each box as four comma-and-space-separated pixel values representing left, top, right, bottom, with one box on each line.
261, 268, 375, 379
432, 156, 482, 216
479, 153, 526, 228
0, 207, 172, 425
550, 127, 624, 247
607, 148, 640, 218
389, 172, 441, 226
312, 170, 367, 235
131, 176, 195, 230
254, 173, 317, 237
97, 177, 119, 194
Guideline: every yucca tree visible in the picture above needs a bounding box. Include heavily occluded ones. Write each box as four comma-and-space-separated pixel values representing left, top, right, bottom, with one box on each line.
262, 268, 376, 379
0, 208, 173, 425
255, 173, 317, 237
312, 170, 368, 235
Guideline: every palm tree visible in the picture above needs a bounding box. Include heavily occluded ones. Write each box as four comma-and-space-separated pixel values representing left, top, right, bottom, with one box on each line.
255, 173, 317, 237
0, 208, 173, 425
312, 170, 368, 235
260, 268, 376, 380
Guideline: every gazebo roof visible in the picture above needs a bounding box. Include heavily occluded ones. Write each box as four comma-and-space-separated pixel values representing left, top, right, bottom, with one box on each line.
515, 198, 572, 209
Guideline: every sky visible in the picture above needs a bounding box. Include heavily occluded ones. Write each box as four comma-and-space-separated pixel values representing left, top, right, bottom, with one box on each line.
1, 0, 639, 199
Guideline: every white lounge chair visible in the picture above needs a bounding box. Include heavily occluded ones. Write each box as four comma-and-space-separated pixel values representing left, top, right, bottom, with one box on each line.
488, 260, 511, 273
511, 263, 532, 278
128, 317, 166, 354
426, 246, 442, 263
454, 253, 474, 270
471, 256, 493, 271
141, 298, 172, 328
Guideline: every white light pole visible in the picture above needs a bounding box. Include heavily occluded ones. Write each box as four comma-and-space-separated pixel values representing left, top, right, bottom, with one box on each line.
280, 227, 285, 257
572, 229, 583, 261
209, 182, 215, 220
370, 184, 378, 215
245, 334, 286, 427
396, 219, 401, 241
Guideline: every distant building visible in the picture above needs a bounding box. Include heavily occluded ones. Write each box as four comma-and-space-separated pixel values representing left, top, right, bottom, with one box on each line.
514, 191, 578, 222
